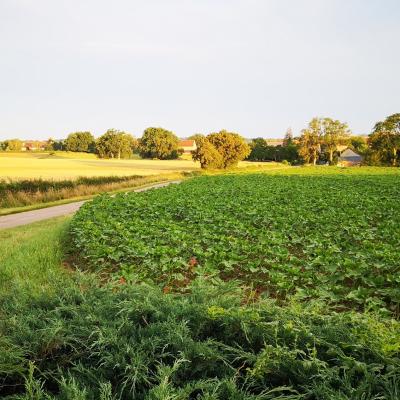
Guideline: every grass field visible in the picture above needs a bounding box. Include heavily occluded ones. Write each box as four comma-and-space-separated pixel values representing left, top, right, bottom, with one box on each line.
1, 167, 399, 399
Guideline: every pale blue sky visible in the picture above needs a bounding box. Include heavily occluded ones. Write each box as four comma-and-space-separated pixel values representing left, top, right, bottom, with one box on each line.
0, 0, 399, 140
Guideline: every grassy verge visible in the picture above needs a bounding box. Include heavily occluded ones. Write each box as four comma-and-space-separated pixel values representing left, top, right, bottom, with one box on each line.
0, 172, 195, 216
0, 216, 71, 297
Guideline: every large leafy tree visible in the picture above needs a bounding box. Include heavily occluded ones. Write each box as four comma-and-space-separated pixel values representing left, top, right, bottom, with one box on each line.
4, 139, 22, 151
298, 118, 323, 165
96, 129, 138, 159
191, 136, 223, 169
369, 113, 400, 166
139, 127, 179, 160
350, 136, 368, 154
321, 118, 351, 164
192, 130, 250, 169
247, 138, 269, 161
206, 130, 250, 168
65, 132, 95, 153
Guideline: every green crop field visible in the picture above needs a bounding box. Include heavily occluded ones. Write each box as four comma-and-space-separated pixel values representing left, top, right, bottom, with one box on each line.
70, 167, 400, 315
1, 167, 400, 399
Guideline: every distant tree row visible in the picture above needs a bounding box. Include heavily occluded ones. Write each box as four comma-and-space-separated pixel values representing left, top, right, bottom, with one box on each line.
1, 113, 398, 166
246, 129, 299, 163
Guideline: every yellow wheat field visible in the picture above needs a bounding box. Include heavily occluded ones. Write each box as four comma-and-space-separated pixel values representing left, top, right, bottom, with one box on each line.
0, 152, 274, 181
0, 152, 200, 180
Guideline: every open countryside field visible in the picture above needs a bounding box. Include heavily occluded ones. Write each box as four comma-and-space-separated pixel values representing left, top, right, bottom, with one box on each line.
0, 152, 199, 180
1, 166, 399, 399
0, 152, 282, 212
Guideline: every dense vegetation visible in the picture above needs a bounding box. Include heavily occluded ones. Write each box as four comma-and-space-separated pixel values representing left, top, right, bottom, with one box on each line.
2, 279, 399, 399
246, 136, 298, 164
70, 169, 400, 316
139, 127, 180, 160
192, 130, 250, 169
96, 129, 138, 159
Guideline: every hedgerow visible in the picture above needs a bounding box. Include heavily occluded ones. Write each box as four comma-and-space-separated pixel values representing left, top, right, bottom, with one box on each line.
1, 278, 399, 399
69, 171, 400, 315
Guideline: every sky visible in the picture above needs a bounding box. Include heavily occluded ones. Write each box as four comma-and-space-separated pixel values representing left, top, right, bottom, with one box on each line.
0, 0, 399, 140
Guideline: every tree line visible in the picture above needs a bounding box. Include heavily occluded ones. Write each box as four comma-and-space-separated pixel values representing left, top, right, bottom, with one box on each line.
0, 128, 183, 160
246, 113, 400, 167
1, 112, 399, 167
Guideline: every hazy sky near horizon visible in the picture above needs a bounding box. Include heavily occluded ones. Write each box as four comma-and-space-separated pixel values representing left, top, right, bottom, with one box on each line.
0, 0, 399, 140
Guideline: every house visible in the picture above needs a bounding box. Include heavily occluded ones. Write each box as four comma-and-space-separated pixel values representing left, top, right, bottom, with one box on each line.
21, 141, 47, 151
338, 148, 362, 166
266, 139, 284, 147
178, 139, 197, 154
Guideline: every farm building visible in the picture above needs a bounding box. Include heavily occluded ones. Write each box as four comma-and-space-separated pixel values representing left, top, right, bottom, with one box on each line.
266, 139, 284, 147
338, 148, 362, 166
178, 139, 197, 154
21, 141, 47, 151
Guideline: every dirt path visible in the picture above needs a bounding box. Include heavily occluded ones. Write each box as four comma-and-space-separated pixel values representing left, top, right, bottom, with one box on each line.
0, 180, 181, 230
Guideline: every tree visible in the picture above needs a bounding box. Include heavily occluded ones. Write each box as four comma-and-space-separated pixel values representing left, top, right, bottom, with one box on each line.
247, 138, 269, 161
44, 138, 55, 151
349, 136, 368, 154
96, 129, 138, 159
298, 118, 323, 165
4, 139, 22, 151
368, 113, 400, 166
65, 132, 95, 153
191, 136, 223, 169
53, 140, 65, 151
139, 127, 179, 160
206, 130, 250, 168
247, 137, 299, 164
321, 118, 351, 164
283, 128, 294, 146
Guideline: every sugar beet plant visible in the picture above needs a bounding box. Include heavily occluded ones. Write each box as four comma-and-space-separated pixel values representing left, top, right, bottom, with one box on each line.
70, 169, 400, 316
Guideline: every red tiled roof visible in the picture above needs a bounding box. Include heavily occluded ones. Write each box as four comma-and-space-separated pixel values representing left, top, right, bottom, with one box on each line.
179, 140, 195, 147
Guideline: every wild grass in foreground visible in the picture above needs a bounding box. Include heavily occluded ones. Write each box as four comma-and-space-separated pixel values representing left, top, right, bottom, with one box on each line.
1, 278, 399, 399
